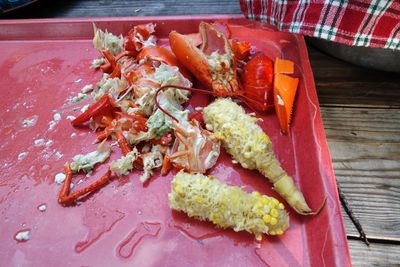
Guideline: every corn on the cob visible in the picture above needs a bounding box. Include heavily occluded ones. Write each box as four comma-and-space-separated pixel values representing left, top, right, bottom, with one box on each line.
168, 171, 289, 240
203, 98, 313, 215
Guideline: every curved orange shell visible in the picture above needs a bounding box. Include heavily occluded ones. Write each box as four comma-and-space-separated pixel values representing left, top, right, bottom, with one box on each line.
274, 73, 299, 134
169, 30, 213, 88
169, 22, 239, 93
136, 47, 192, 81
241, 53, 274, 111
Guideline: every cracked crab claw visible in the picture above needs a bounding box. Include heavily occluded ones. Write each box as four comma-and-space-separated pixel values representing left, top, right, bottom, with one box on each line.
169, 22, 239, 94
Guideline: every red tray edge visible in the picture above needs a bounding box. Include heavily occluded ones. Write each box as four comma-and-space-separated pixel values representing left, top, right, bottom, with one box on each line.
297, 35, 352, 266
0, 15, 351, 266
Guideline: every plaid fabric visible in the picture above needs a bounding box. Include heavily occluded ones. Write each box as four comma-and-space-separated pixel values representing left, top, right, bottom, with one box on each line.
240, 0, 400, 50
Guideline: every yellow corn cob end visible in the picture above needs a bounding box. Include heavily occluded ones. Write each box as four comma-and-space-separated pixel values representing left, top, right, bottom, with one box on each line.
203, 98, 313, 215
169, 171, 290, 240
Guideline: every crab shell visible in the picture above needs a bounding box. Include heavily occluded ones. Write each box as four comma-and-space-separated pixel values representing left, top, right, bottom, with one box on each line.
169, 22, 239, 94
274, 58, 299, 134
136, 47, 192, 81
241, 53, 275, 111
169, 119, 220, 173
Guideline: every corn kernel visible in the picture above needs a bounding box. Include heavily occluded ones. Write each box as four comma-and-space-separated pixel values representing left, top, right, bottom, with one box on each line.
269, 230, 276, 235
278, 203, 285, 210
270, 208, 279, 218
196, 196, 204, 204
175, 185, 183, 194
276, 229, 283, 235
263, 214, 271, 224
270, 217, 277, 225
262, 199, 268, 206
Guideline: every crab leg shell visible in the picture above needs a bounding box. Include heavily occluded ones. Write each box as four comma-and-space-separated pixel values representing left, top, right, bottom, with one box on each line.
58, 163, 111, 205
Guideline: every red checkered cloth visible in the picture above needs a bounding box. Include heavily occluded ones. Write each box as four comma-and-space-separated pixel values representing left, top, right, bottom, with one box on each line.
240, 0, 400, 50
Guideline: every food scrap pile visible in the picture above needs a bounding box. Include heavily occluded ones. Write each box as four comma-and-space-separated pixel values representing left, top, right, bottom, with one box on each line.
58, 21, 319, 240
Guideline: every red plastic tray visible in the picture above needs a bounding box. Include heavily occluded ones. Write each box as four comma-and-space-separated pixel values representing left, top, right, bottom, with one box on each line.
0, 15, 351, 266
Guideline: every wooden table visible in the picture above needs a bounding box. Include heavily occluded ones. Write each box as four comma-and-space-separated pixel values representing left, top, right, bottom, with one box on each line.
3, 1, 400, 266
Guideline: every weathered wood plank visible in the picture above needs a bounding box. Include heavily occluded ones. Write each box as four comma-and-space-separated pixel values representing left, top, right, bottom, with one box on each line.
308, 46, 400, 108
1, 0, 242, 19
349, 240, 400, 267
321, 107, 400, 240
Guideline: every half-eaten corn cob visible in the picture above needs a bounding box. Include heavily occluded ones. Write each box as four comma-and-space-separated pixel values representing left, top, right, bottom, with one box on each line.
203, 98, 313, 215
168, 171, 289, 240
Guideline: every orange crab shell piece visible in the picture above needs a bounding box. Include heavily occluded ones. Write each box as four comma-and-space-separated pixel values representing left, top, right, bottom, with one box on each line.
136, 47, 192, 81
209, 21, 231, 38
275, 57, 295, 74
241, 53, 274, 111
58, 163, 112, 205
124, 63, 156, 85
231, 40, 251, 61
169, 30, 212, 88
183, 33, 203, 47
169, 22, 239, 94
168, 119, 220, 174
124, 23, 156, 52
274, 73, 299, 134
179, 21, 231, 48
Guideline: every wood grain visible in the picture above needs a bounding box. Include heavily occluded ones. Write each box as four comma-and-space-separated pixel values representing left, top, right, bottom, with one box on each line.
308, 46, 400, 108
321, 107, 400, 240
349, 240, 400, 267
1, 0, 242, 19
